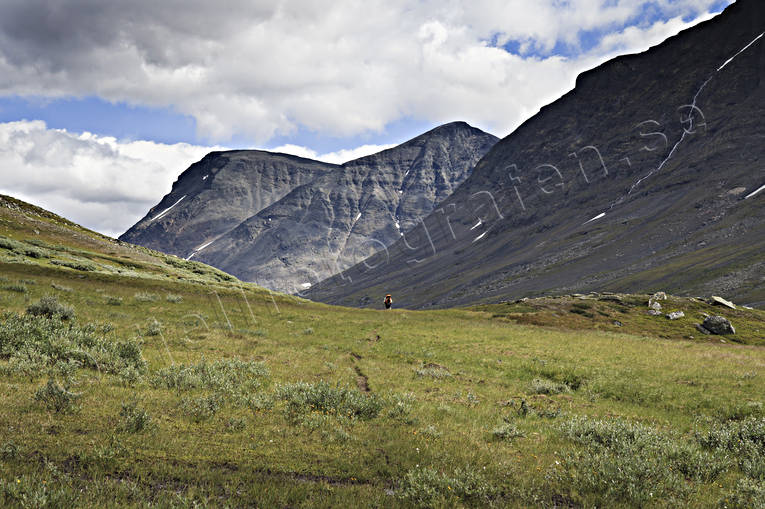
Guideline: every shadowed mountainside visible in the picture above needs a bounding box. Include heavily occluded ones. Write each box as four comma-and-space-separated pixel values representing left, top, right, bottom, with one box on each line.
307, 0, 765, 309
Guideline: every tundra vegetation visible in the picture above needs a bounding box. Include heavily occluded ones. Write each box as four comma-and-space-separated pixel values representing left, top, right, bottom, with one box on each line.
0, 194, 764, 507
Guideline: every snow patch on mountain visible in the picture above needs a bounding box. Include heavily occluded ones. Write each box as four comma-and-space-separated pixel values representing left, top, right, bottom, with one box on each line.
584, 212, 606, 224
472, 231, 487, 242
151, 195, 186, 222
745, 183, 765, 199
717, 32, 764, 72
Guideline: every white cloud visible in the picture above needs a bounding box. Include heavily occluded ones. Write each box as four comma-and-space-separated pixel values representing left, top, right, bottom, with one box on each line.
0, 0, 732, 143
270, 143, 396, 164
0, 120, 223, 237
588, 11, 722, 59
0, 121, 398, 236
0, 2, 736, 236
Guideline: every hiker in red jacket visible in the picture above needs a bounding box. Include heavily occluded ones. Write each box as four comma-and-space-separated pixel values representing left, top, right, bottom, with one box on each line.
384, 294, 393, 310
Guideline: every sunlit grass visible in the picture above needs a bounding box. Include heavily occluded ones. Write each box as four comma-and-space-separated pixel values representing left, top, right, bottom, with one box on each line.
0, 194, 763, 507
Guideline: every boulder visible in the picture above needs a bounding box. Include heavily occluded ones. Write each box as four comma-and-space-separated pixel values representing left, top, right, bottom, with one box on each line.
648, 309, 662, 316
652, 292, 667, 300
649, 301, 662, 312
666, 311, 685, 320
701, 315, 735, 335
710, 296, 736, 310
695, 324, 712, 335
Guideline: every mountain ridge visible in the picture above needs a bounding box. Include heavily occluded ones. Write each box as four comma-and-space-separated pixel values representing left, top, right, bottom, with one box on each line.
121, 121, 498, 293
306, 0, 765, 309
194, 121, 498, 292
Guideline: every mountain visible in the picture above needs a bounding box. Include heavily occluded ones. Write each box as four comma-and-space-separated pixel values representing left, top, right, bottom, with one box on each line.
194, 122, 497, 292
120, 151, 336, 257
306, 0, 765, 309
122, 122, 498, 293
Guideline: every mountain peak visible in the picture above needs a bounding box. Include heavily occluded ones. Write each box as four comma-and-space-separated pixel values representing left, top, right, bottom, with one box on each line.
121, 123, 498, 293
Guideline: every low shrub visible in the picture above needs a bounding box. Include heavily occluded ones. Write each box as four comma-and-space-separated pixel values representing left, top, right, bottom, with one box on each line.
552, 416, 729, 506
398, 466, 493, 507
151, 358, 269, 396
143, 319, 162, 336
181, 393, 223, 422
246, 393, 275, 413
22, 247, 48, 259
118, 401, 152, 433
50, 259, 97, 271
2, 284, 27, 293
695, 417, 765, 479
105, 296, 123, 306
492, 422, 525, 441
116, 365, 142, 387
720, 478, 765, 508
0, 312, 145, 376
0, 441, 19, 460
26, 295, 75, 320
415, 363, 452, 379
386, 392, 416, 423
530, 378, 570, 395
133, 292, 158, 302
275, 381, 382, 421
225, 417, 247, 432
34, 379, 81, 413
0, 236, 22, 251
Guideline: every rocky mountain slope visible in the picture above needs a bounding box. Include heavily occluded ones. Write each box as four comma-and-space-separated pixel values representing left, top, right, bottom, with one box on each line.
195, 122, 497, 292
120, 151, 336, 258
121, 122, 497, 293
307, 0, 765, 309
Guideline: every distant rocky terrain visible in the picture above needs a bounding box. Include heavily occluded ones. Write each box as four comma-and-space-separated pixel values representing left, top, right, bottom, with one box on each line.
120, 151, 336, 258
307, 0, 765, 309
121, 122, 497, 293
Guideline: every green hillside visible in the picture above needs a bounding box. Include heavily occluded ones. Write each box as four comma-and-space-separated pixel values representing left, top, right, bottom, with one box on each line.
1, 194, 764, 508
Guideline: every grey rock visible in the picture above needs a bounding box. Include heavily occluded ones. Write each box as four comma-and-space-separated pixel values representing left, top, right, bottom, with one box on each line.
695, 324, 712, 335
647, 309, 662, 316
653, 292, 668, 300
666, 311, 685, 320
649, 301, 662, 312
710, 296, 737, 310
702, 315, 736, 335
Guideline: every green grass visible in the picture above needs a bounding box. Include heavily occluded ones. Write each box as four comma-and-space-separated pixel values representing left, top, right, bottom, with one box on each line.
0, 194, 764, 507
473, 293, 765, 346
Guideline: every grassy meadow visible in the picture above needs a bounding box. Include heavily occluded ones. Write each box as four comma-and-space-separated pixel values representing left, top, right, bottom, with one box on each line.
0, 194, 764, 508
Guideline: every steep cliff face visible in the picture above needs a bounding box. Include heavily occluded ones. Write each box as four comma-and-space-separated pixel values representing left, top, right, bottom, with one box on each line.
195, 122, 498, 292
307, 0, 765, 309
119, 151, 337, 257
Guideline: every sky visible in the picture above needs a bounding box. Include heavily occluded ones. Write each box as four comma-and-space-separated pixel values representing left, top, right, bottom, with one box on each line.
0, 0, 734, 237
